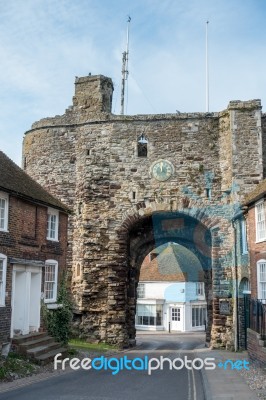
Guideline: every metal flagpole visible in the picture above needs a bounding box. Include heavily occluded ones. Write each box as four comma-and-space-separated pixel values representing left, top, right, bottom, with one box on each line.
206, 20, 209, 112
120, 16, 131, 115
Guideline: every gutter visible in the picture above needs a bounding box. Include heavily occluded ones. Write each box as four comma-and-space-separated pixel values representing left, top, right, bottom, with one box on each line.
232, 218, 239, 351
231, 206, 247, 351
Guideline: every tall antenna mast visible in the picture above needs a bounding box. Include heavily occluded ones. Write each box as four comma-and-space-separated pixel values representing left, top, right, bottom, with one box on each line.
205, 20, 209, 112
120, 16, 131, 115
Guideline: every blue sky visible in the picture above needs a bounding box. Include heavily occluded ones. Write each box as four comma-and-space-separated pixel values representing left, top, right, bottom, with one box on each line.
1, 0, 266, 164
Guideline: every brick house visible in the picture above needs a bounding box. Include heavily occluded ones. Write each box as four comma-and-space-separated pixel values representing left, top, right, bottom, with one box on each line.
0, 151, 69, 351
241, 180, 266, 366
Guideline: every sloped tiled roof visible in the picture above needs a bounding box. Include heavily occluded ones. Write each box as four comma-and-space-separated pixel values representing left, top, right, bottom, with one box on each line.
0, 151, 69, 212
140, 243, 204, 282
243, 179, 266, 206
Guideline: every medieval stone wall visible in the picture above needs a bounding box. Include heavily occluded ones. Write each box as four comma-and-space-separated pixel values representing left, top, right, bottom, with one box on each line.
22, 75, 264, 348
228, 100, 262, 196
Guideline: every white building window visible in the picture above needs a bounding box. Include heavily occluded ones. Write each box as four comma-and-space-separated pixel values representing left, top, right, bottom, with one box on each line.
136, 304, 162, 326
44, 260, 58, 303
241, 219, 248, 254
196, 282, 205, 296
257, 260, 266, 300
255, 201, 266, 242
171, 307, 180, 321
0, 254, 7, 306
192, 306, 206, 327
47, 208, 59, 241
137, 283, 145, 299
0, 191, 9, 232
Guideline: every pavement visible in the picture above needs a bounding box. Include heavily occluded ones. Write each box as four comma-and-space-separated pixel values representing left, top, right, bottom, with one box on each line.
137, 331, 263, 400
197, 348, 262, 400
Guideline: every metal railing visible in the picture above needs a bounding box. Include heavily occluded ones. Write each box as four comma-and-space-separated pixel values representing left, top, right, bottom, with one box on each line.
247, 298, 266, 340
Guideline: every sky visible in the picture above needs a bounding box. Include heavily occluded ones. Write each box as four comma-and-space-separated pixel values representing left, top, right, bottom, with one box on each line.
1, 0, 266, 165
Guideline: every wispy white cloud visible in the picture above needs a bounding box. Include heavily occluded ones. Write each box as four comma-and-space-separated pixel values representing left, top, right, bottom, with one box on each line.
0, 0, 266, 164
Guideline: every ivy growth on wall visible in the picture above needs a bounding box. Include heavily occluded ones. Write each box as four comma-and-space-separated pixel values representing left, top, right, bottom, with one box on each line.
41, 274, 73, 344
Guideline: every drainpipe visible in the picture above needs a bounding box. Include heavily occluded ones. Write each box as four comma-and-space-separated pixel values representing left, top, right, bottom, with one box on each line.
232, 218, 239, 351
232, 209, 247, 351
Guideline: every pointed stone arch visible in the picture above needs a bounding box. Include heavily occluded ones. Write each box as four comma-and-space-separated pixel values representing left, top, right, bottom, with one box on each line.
107, 202, 220, 346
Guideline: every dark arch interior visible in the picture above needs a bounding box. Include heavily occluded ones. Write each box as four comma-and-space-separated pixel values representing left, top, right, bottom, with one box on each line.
126, 211, 213, 342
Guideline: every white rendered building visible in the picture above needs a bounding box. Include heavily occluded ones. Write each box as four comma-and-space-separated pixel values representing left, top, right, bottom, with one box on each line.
135, 243, 207, 332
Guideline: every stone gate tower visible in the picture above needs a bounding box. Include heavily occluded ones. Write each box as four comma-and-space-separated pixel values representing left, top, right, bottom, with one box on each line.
23, 74, 265, 349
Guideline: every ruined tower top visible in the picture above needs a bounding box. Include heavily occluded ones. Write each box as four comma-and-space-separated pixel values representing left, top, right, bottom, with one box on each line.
72, 74, 114, 114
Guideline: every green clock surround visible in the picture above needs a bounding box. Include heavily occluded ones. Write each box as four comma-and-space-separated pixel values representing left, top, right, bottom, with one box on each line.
151, 159, 174, 182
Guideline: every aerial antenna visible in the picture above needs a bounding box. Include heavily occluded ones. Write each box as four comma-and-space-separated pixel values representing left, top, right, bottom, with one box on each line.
205, 20, 209, 112
120, 16, 131, 115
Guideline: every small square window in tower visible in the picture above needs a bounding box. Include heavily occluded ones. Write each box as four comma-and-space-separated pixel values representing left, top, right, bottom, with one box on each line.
137, 134, 148, 157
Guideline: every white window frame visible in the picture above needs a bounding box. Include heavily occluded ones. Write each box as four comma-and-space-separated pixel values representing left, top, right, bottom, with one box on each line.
47, 208, 59, 241
0, 191, 9, 232
0, 253, 7, 307
136, 304, 163, 326
44, 260, 58, 303
257, 260, 266, 300
255, 200, 266, 242
241, 219, 248, 254
137, 283, 145, 299
196, 282, 205, 296
192, 305, 206, 327
171, 307, 181, 321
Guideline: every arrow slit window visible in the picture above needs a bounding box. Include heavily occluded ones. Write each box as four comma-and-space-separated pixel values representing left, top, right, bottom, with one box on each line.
137, 134, 148, 157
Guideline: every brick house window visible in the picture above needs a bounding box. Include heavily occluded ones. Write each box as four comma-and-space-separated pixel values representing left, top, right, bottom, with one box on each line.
0, 191, 9, 232
47, 208, 59, 241
255, 201, 266, 242
0, 254, 7, 306
137, 283, 145, 299
257, 260, 266, 300
44, 260, 58, 303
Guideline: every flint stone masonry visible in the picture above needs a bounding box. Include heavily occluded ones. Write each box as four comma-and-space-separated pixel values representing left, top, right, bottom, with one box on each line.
23, 74, 265, 348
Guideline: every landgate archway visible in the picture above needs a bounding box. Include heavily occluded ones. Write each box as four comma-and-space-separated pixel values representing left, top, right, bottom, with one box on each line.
22, 75, 263, 350
122, 210, 213, 344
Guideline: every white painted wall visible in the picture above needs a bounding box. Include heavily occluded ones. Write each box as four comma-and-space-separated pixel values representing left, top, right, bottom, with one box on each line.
136, 281, 206, 332
140, 281, 205, 302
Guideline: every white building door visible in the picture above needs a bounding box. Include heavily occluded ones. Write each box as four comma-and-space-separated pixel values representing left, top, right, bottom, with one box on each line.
171, 307, 182, 331
11, 265, 42, 336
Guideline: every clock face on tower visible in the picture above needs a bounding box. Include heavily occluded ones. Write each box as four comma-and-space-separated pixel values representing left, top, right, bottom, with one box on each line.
151, 159, 174, 181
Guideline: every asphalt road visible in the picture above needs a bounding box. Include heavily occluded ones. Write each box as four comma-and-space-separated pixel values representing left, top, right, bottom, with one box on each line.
0, 333, 206, 400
